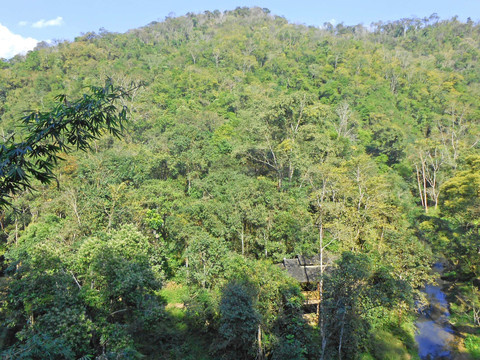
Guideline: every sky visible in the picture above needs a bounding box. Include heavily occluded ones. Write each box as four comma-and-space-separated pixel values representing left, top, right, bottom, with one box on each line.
1, 0, 479, 59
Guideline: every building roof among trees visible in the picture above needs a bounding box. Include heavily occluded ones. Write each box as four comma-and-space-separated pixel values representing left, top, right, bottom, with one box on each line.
279, 254, 336, 283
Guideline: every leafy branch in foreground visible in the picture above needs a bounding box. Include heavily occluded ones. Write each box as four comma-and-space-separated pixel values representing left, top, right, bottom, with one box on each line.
0, 79, 134, 208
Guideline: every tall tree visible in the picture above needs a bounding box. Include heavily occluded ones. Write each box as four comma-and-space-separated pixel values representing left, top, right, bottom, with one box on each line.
0, 80, 132, 208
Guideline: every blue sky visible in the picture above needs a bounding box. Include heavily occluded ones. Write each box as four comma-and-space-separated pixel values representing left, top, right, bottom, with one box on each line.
1, 0, 479, 58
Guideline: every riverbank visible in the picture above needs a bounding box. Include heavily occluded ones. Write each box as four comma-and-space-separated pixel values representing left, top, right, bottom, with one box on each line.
446, 279, 480, 360
415, 262, 476, 360
441, 280, 472, 360
437, 263, 479, 360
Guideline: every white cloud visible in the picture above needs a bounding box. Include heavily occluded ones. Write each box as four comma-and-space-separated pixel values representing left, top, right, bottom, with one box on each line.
18, 21, 28, 26
0, 23, 38, 59
32, 16, 64, 29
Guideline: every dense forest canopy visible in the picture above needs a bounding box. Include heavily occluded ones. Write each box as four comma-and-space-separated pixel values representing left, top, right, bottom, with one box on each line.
0, 7, 479, 359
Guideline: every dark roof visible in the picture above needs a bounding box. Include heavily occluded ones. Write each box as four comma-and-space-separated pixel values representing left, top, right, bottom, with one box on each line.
297, 254, 337, 266
283, 258, 308, 282
279, 254, 335, 283
298, 255, 318, 266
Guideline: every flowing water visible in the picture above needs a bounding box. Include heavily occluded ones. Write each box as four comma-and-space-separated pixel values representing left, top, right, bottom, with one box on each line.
415, 263, 455, 360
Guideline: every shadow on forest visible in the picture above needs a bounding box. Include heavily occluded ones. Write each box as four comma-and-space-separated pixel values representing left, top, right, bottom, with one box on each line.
453, 324, 478, 336
370, 325, 417, 360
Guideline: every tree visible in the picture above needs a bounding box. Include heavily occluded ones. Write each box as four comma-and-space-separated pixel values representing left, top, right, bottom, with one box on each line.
214, 281, 260, 359
441, 155, 480, 226
440, 155, 480, 276
239, 92, 320, 189
410, 139, 447, 212
0, 79, 132, 208
321, 253, 410, 360
2, 222, 164, 358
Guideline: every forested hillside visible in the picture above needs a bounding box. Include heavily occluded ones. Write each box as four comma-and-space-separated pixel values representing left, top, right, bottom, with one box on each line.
0, 7, 479, 359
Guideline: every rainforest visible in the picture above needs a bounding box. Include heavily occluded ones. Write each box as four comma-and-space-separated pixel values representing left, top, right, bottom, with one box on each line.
0, 7, 479, 359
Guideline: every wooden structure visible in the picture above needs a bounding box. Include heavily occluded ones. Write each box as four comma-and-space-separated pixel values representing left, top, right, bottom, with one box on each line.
279, 254, 336, 309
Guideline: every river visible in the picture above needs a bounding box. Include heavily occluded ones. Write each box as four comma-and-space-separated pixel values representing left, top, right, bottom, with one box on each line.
415, 262, 456, 360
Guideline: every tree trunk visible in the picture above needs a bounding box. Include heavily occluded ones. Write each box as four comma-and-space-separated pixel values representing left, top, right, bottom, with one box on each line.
319, 223, 324, 316
263, 231, 268, 258
415, 164, 425, 208
241, 224, 245, 256
15, 217, 18, 245
338, 310, 346, 360
421, 154, 428, 213
319, 222, 328, 360
257, 324, 263, 359
202, 251, 206, 288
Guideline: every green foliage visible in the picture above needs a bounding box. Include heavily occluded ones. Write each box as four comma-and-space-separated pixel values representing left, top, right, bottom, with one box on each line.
320, 252, 412, 359
214, 281, 260, 359
75, 224, 163, 310
441, 155, 480, 226
2, 334, 76, 360
465, 334, 480, 358
370, 330, 411, 360
0, 79, 132, 208
184, 233, 229, 289
1, 223, 165, 358
1, 7, 480, 359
